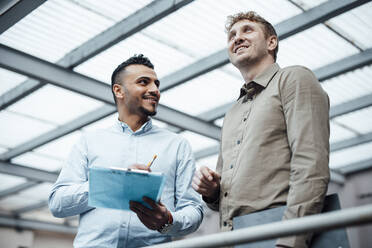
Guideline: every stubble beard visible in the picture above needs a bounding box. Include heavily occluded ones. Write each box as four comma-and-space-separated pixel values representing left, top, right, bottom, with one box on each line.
140, 106, 157, 117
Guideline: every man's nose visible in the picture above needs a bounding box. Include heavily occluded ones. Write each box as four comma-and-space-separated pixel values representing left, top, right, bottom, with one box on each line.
149, 82, 160, 96
234, 35, 244, 45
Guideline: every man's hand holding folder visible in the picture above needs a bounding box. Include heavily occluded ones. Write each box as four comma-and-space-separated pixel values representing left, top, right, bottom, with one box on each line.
127, 160, 174, 232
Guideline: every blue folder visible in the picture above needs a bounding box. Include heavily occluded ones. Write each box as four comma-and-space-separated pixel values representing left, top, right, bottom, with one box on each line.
88, 167, 165, 211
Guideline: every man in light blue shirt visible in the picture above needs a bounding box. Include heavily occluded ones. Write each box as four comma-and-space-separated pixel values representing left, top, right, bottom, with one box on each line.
48, 54, 203, 247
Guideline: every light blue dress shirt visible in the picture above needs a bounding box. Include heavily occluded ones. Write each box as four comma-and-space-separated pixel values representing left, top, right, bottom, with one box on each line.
49, 119, 203, 247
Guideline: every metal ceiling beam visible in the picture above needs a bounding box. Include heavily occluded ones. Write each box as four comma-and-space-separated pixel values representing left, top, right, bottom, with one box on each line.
0, 79, 45, 111
0, 0, 19, 16
0, 161, 58, 183
159, 0, 370, 92
0, 214, 76, 234
330, 93, 372, 119
0, 105, 116, 160
331, 131, 372, 152
0, 0, 193, 110
316, 47, 372, 81
0, 44, 221, 140
0, 0, 46, 35
330, 171, 345, 185
338, 158, 372, 175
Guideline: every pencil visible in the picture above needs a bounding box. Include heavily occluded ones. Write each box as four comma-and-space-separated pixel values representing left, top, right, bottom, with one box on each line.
147, 154, 157, 168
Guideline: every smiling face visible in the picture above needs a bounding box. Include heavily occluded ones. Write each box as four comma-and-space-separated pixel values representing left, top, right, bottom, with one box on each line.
227, 20, 277, 69
113, 64, 160, 118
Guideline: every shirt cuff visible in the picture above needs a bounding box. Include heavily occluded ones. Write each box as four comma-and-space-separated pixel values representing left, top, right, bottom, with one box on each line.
203, 195, 219, 211
160, 210, 181, 235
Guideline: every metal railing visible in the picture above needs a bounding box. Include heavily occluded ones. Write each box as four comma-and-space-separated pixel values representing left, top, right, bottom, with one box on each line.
148, 204, 372, 248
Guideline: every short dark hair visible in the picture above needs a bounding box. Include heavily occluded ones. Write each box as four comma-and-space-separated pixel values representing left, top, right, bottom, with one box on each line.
111, 54, 154, 103
225, 11, 278, 61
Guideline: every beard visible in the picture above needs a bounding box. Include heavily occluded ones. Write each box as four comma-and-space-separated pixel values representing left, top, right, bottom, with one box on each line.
139, 106, 157, 117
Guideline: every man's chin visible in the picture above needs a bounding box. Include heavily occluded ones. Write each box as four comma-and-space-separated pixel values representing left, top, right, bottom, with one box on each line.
140, 107, 157, 117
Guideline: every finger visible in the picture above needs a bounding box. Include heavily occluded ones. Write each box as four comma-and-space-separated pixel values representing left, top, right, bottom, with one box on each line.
142, 197, 159, 210
210, 170, 221, 180
200, 166, 214, 181
193, 176, 213, 189
136, 212, 158, 230
128, 164, 151, 172
192, 182, 215, 196
130, 201, 152, 217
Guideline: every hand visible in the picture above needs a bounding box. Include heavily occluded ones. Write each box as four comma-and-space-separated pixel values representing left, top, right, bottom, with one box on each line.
192, 166, 221, 202
128, 163, 152, 172
130, 197, 171, 230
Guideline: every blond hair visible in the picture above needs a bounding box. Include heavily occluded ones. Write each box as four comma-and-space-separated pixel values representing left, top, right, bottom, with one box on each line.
226, 11, 278, 61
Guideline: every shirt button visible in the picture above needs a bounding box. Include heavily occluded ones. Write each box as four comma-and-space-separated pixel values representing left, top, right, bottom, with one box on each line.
243, 118, 247, 122
230, 164, 233, 169
224, 192, 228, 197
237, 140, 240, 145
223, 221, 227, 226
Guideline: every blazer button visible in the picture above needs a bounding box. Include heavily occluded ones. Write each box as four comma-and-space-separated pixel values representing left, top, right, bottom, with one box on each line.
224, 192, 228, 197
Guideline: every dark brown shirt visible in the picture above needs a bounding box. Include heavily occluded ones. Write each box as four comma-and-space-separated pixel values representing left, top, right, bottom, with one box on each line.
207, 63, 330, 248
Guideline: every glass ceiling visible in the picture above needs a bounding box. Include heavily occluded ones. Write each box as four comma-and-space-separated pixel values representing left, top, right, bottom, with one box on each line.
0, 0, 371, 228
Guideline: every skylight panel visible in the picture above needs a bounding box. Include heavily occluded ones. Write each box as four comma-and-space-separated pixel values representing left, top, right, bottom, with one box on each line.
0, 195, 41, 211
277, 24, 359, 70
196, 154, 219, 171
17, 182, 53, 201
214, 118, 224, 128
8, 85, 104, 125
142, 0, 301, 61
327, 2, 372, 49
21, 208, 66, 224
34, 131, 81, 161
330, 142, 372, 170
333, 106, 372, 135
0, 0, 114, 63
74, 32, 194, 82
0, 110, 55, 148
180, 131, 219, 153
0, 174, 27, 191
71, 0, 153, 22
82, 113, 117, 131
11, 152, 62, 172
0, 69, 27, 95
160, 69, 241, 116
330, 121, 356, 144
289, 0, 328, 10
321, 65, 372, 107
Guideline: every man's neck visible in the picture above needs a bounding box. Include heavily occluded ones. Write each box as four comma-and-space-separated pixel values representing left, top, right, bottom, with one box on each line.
118, 113, 148, 132
239, 57, 274, 83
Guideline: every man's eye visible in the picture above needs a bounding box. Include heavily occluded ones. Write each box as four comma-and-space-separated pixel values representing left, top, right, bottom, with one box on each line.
139, 79, 147, 84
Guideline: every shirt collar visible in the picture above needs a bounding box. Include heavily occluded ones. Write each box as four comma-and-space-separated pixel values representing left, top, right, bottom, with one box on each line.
116, 118, 153, 134
251, 63, 280, 88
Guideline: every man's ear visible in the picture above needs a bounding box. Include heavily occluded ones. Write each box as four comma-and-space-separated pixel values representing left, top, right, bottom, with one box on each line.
113, 84, 125, 100
267, 35, 278, 53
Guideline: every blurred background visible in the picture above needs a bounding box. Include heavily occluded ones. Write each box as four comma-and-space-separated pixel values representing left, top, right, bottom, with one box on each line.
0, 0, 372, 247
